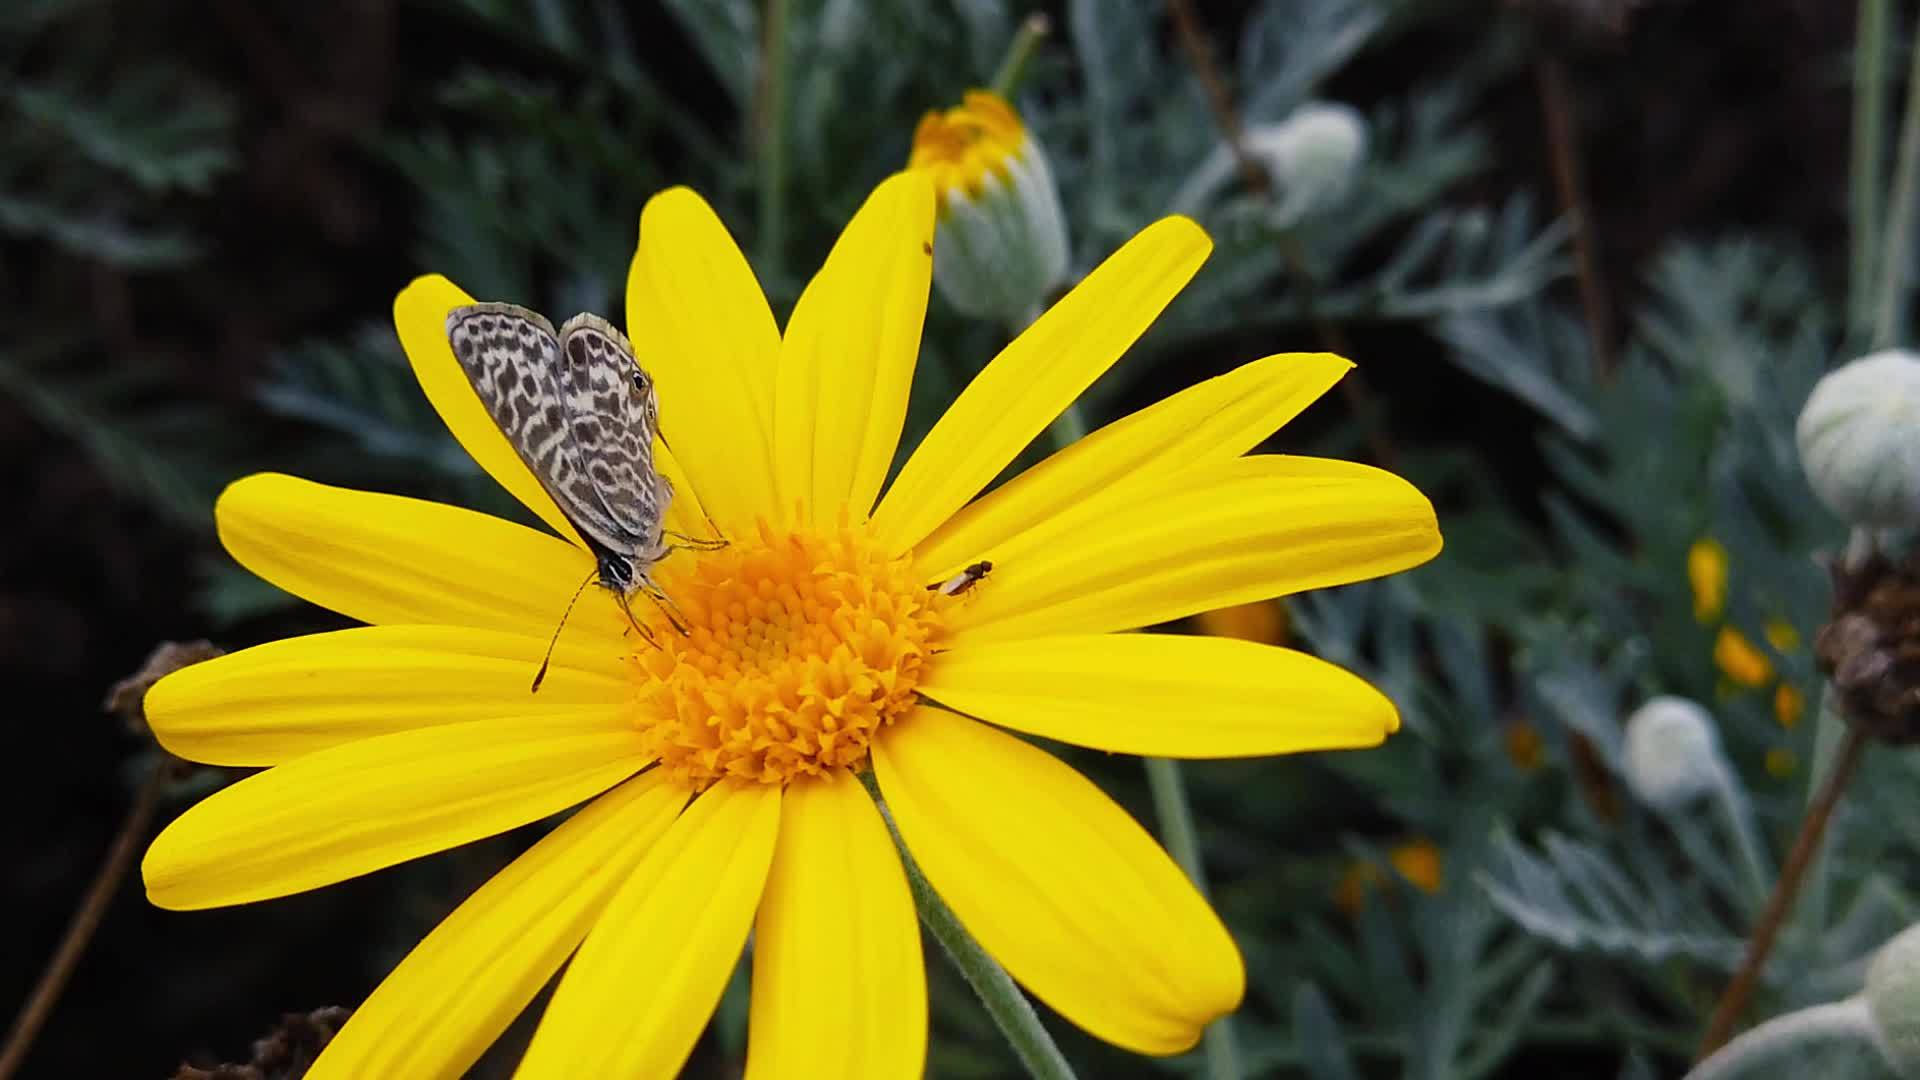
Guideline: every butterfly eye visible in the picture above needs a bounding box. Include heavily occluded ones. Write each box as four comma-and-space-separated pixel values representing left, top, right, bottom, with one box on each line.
631, 370, 649, 393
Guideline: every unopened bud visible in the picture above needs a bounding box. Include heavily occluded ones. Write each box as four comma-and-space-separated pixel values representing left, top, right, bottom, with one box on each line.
1796, 349, 1920, 529
1621, 696, 1725, 810
908, 90, 1070, 324
1245, 102, 1367, 225
1868, 924, 1920, 1076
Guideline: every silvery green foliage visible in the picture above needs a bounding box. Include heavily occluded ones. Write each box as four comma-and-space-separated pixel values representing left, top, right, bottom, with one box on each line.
0, 1, 239, 532
140, 4, 1919, 1076
1427, 235, 1920, 1074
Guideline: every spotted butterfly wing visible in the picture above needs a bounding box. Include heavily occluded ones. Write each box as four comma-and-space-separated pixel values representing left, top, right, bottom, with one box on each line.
554, 313, 674, 576
444, 303, 667, 584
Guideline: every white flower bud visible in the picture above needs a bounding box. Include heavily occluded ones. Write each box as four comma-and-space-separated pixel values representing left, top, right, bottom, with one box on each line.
1867, 924, 1920, 1076
1621, 696, 1725, 810
1796, 349, 1920, 529
1245, 102, 1367, 225
909, 90, 1070, 325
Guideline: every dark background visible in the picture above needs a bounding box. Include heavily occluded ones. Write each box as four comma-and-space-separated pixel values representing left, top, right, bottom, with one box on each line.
0, 0, 1853, 1076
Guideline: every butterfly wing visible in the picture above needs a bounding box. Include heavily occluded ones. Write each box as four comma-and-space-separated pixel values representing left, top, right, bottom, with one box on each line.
556, 313, 674, 569
445, 303, 633, 554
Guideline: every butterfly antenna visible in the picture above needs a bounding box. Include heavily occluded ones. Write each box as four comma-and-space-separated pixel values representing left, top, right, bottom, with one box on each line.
532, 568, 598, 693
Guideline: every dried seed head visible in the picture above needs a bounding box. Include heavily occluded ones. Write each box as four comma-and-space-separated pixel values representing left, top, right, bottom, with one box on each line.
1815, 551, 1920, 745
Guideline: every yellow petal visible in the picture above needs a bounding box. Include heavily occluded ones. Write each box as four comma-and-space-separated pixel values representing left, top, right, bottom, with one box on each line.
146, 625, 631, 767
873, 709, 1242, 1055
746, 771, 925, 1080
142, 714, 649, 910
654, 434, 714, 540
628, 187, 783, 532
216, 473, 625, 644
517, 781, 780, 1078
921, 634, 1398, 756
773, 172, 934, 525
869, 216, 1213, 555
946, 455, 1441, 643
394, 275, 585, 546
307, 772, 685, 1080
914, 352, 1352, 578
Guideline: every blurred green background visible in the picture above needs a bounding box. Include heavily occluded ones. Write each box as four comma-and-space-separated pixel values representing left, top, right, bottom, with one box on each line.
2, 0, 1898, 1077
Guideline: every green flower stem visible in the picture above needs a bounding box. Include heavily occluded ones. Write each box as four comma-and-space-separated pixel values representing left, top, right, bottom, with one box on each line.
1850, 0, 1889, 342
1874, 13, 1920, 349
1145, 757, 1244, 1080
1684, 998, 1878, 1080
1707, 762, 1773, 907
1698, 723, 1870, 1057
1047, 401, 1090, 448
754, 0, 791, 284
990, 14, 1051, 100
1799, 527, 1876, 938
865, 783, 1078, 1080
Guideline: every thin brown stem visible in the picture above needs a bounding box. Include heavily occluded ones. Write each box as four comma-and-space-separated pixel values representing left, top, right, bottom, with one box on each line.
1165, 0, 1266, 194
1533, 57, 1615, 379
1163, 0, 1397, 467
1696, 726, 1869, 1059
0, 759, 167, 1080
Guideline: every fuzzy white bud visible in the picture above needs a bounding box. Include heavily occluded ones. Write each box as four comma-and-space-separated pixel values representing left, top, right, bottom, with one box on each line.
1246, 102, 1367, 225
1621, 696, 1725, 810
909, 91, 1070, 325
1868, 924, 1920, 1077
1796, 349, 1920, 529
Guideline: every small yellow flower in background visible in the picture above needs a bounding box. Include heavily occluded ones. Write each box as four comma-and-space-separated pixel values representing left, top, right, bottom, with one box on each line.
1689, 537, 1729, 622
1774, 683, 1806, 728
1193, 597, 1289, 645
1333, 837, 1445, 915
139, 174, 1440, 1077
1765, 747, 1799, 777
1713, 625, 1777, 688
1504, 720, 1545, 771
908, 90, 1069, 324
1689, 537, 1805, 728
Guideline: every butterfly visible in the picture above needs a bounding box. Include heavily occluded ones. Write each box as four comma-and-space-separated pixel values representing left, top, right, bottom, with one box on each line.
445, 303, 721, 685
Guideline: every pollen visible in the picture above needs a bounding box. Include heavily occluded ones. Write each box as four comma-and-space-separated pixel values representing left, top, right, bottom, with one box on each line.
908, 89, 1027, 204
630, 519, 953, 791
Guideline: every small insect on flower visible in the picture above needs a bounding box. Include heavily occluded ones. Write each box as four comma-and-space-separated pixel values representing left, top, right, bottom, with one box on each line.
929, 560, 993, 596
445, 303, 723, 688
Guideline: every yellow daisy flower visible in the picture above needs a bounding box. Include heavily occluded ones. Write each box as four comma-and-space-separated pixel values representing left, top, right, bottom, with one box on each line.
140, 172, 1441, 1078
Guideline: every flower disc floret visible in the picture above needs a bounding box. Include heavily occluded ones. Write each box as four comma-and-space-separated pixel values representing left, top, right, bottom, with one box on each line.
632, 520, 949, 790
908, 90, 1028, 205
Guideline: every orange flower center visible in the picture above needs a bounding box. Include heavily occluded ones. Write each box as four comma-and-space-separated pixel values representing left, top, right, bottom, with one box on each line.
629, 520, 951, 791
907, 89, 1027, 204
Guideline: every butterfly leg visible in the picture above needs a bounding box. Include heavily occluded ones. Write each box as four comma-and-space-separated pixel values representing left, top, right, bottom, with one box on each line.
665, 529, 729, 552
638, 578, 694, 637
615, 592, 662, 649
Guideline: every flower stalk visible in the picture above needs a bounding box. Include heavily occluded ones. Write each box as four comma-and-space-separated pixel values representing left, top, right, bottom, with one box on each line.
1851, 0, 1890, 343
754, 0, 791, 283
1874, 11, 1920, 350
990, 14, 1050, 100
0, 758, 168, 1080
869, 783, 1078, 1080
1697, 724, 1870, 1057
1145, 757, 1245, 1080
